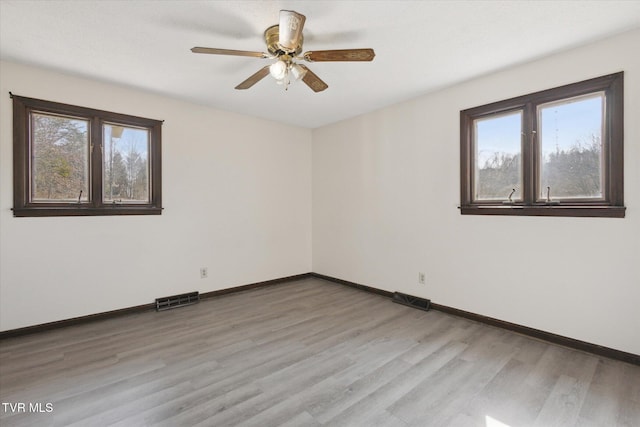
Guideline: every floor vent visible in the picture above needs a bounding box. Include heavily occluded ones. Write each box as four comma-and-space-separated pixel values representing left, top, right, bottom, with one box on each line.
155, 291, 200, 311
392, 292, 431, 311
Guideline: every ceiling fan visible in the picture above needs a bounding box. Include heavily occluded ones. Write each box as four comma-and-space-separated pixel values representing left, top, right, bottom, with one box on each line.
191, 10, 375, 92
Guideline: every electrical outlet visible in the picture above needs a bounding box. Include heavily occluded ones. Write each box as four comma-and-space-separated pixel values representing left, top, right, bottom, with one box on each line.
200, 267, 208, 279
418, 272, 426, 284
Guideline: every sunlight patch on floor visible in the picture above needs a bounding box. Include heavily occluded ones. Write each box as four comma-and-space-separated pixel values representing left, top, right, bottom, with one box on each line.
486, 415, 511, 427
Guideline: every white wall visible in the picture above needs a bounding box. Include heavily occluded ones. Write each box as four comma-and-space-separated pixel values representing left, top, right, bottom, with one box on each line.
0, 61, 312, 331
312, 29, 640, 355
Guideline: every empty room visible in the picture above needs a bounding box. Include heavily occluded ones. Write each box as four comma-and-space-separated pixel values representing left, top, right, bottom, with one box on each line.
1, 1, 639, 426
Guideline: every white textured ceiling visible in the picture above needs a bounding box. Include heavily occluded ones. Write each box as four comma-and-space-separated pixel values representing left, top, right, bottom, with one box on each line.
1, 1, 639, 128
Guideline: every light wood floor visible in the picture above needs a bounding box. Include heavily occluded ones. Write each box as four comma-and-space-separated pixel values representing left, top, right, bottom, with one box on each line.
1, 278, 638, 426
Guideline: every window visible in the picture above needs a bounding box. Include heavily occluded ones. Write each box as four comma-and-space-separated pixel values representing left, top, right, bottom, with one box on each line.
12, 95, 162, 217
460, 72, 624, 218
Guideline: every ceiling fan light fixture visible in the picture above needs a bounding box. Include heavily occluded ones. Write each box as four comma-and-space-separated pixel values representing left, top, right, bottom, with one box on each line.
269, 60, 287, 80
290, 63, 307, 81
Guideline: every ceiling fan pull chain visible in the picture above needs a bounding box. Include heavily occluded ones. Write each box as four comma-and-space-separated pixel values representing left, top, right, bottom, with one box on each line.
284, 66, 290, 91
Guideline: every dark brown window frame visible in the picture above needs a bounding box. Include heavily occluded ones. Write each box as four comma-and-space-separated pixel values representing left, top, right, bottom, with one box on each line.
12, 94, 163, 217
460, 72, 625, 218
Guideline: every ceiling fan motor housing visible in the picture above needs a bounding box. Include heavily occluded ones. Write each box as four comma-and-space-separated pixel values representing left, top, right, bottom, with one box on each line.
264, 25, 303, 56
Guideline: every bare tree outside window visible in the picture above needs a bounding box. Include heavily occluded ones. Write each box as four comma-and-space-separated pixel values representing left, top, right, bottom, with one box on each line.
474, 111, 522, 201
12, 95, 162, 217
103, 124, 150, 203
539, 94, 604, 200
31, 113, 89, 202
460, 72, 624, 218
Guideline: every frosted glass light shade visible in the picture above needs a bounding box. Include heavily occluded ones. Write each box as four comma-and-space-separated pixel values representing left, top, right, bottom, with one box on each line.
290, 63, 307, 81
269, 60, 287, 80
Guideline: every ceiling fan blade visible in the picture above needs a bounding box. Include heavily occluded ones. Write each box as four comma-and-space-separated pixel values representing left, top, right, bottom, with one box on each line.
234, 66, 271, 90
299, 65, 328, 93
303, 48, 375, 62
191, 47, 268, 58
278, 10, 306, 52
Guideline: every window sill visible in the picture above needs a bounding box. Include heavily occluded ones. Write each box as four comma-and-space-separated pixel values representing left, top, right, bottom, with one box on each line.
12, 206, 163, 217
459, 205, 625, 218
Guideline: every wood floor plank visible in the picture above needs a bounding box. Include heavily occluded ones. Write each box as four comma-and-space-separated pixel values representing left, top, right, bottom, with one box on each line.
460, 358, 538, 426
322, 340, 469, 426
1, 277, 638, 426
308, 357, 413, 423
277, 411, 321, 427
